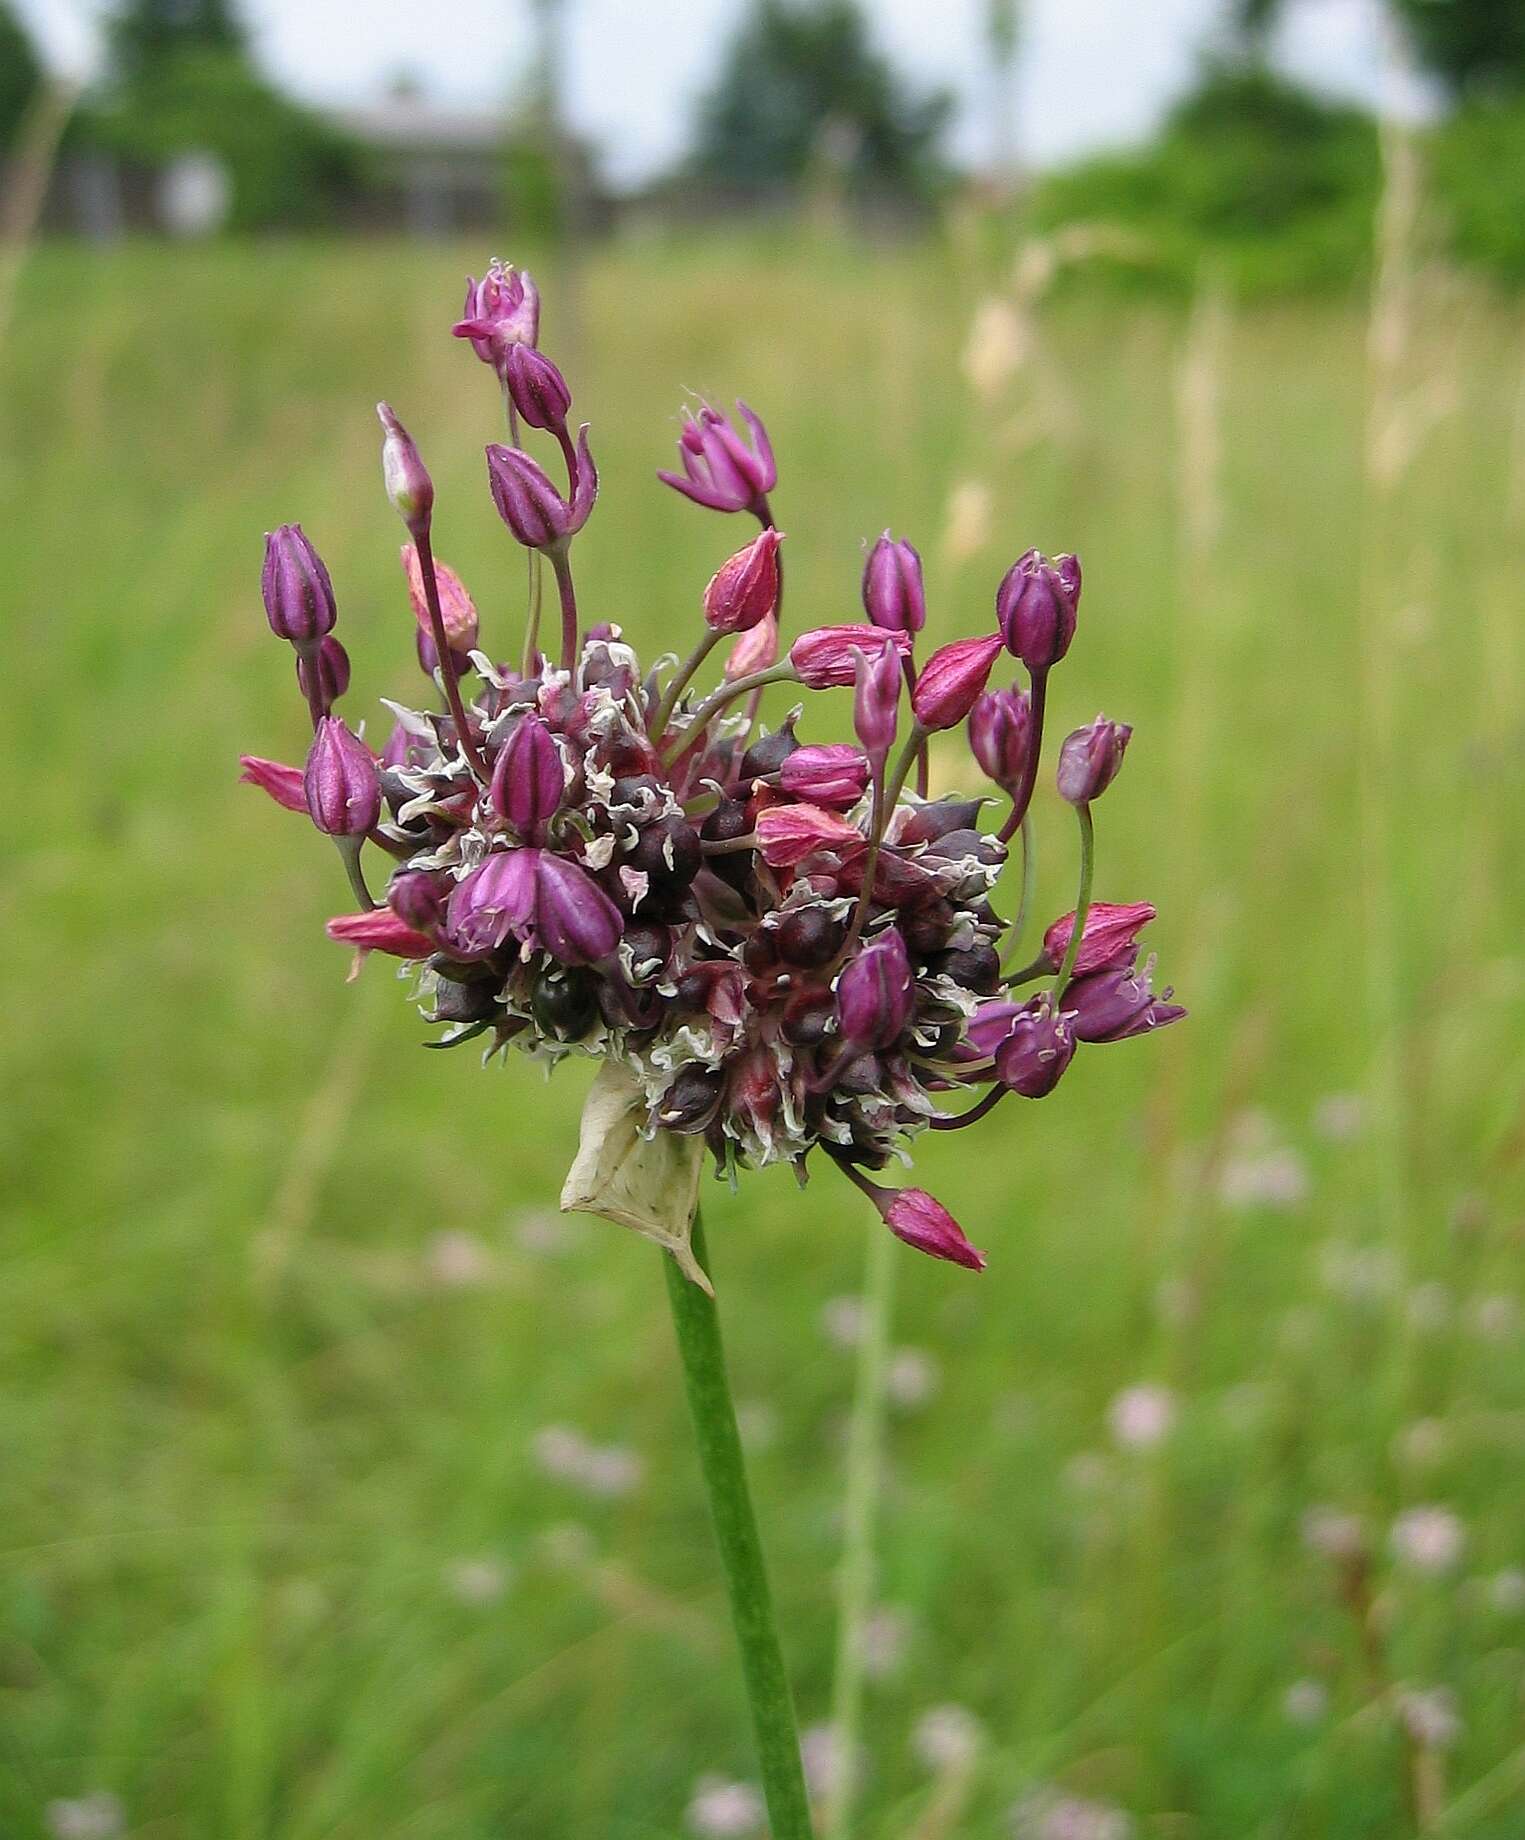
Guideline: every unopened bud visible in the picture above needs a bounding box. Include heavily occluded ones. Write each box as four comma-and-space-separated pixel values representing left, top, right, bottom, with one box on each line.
852, 637, 901, 770
504, 343, 572, 434
377, 402, 434, 537
836, 926, 912, 1049
879, 1188, 986, 1270
703, 528, 783, 634
1055, 715, 1131, 806
967, 686, 1032, 792
490, 712, 565, 835
535, 852, 623, 966
862, 531, 925, 633
910, 634, 1004, 731
486, 430, 598, 550
303, 717, 381, 837
261, 524, 336, 647
996, 549, 1080, 673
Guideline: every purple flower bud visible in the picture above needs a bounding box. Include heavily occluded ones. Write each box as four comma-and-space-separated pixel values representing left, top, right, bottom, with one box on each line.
1063, 956, 1185, 1043
778, 744, 870, 809
261, 524, 336, 647
1040, 901, 1156, 977
377, 403, 434, 537
445, 847, 541, 955
861, 531, 925, 633
387, 870, 444, 934
453, 260, 540, 370
239, 754, 306, 813
303, 716, 381, 837
967, 686, 1032, 792
853, 637, 901, 771
1056, 715, 1132, 806
485, 428, 598, 550
996, 549, 1080, 673
534, 852, 623, 966
836, 926, 912, 1049
490, 712, 565, 834
326, 909, 435, 959
659, 400, 776, 516
790, 624, 911, 689
993, 997, 1075, 1097
295, 635, 350, 715
879, 1188, 986, 1270
911, 634, 1004, 732
703, 528, 783, 633
503, 343, 572, 434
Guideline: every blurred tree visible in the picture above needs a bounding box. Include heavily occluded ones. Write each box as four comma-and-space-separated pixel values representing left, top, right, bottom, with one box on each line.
0, 0, 43, 156
93, 0, 363, 229
686, 0, 951, 202
1237, 0, 1525, 96
986, 0, 1021, 187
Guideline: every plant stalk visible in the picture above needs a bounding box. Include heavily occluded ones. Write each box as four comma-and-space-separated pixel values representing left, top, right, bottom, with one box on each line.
663, 1212, 815, 1840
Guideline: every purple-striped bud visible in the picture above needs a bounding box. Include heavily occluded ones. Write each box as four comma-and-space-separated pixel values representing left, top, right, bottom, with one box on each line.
853, 637, 901, 771
790, 624, 911, 690
703, 528, 783, 634
879, 1188, 986, 1271
503, 343, 572, 435
453, 260, 541, 369
296, 635, 350, 715
387, 870, 444, 935
993, 997, 1075, 1097
1056, 715, 1132, 806
303, 716, 381, 837
967, 686, 1033, 792
659, 400, 776, 516
996, 549, 1080, 672
535, 852, 623, 966
239, 754, 306, 813
836, 926, 912, 1049
1063, 957, 1185, 1043
485, 429, 598, 549
778, 744, 870, 809
377, 403, 434, 538
261, 524, 336, 646
445, 848, 541, 955
911, 634, 1004, 732
1041, 901, 1156, 977
490, 712, 564, 834
861, 531, 925, 633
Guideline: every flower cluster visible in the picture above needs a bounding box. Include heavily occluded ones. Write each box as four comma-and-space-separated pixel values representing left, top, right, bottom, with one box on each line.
241, 258, 1183, 1273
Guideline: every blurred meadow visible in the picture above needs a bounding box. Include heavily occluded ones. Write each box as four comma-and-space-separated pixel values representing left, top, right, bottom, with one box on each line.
3, 222, 1525, 1839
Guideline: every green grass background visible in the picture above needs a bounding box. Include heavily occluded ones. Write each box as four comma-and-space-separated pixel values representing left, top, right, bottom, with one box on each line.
2, 234, 1524, 1837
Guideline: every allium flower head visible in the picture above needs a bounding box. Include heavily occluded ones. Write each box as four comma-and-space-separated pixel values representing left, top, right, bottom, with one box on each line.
242, 257, 1182, 1278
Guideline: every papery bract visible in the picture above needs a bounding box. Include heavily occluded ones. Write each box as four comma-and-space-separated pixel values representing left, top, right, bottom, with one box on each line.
1041, 901, 1156, 976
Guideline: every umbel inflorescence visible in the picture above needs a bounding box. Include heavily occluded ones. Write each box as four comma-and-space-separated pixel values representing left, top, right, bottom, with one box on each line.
242, 259, 1183, 1278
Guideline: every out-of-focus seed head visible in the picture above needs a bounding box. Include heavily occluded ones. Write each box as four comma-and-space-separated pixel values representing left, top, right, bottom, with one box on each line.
503, 343, 572, 435
879, 1189, 986, 1270
303, 717, 381, 837
703, 528, 783, 634
996, 548, 1080, 673
911, 634, 1004, 732
790, 624, 911, 690
861, 531, 926, 633
1056, 715, 1132, 806
659, 399, 776, 515
837, 926, 913, 1049
261, 524, 336, 647
377, 403, 435, 537
967, 686, 1032, 792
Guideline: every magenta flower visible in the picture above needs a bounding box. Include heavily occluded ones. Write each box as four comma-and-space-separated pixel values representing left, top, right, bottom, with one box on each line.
1063, 957, 1185, 1042
453, 259, 540, 370
503, 343, 572, 436
660, 400, 776, 517
836, 926, 913, 1049
1056, 716, 1132, 806
326, 909, 435, 959
967, 687, 1032, 793
239, 754, 306, 813
996, 549, 1081, 673
790, 623, 911, 689
861, 531, 925, 633
853, 636, 901, 772
755, 801, 863, 869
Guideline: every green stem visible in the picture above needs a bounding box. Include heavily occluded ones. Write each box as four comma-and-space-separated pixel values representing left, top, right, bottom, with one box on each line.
1051, 803, 1095, 996
664, 1213, 815, 1840
1000, 813, 1036, 971
823, 1214, 896, 1840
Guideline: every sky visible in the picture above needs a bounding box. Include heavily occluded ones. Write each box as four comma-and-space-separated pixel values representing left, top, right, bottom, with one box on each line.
20, 0, 1432, 188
